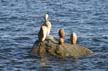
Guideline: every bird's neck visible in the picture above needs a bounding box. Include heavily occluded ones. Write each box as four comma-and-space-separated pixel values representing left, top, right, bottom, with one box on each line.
45, 19, 49, 22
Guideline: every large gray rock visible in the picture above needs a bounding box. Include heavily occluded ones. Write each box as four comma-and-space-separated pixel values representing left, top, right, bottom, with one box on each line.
31, 37, 93, 59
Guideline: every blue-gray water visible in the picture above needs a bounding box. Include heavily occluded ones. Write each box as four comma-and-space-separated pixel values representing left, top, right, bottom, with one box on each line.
0, 0, 108, 71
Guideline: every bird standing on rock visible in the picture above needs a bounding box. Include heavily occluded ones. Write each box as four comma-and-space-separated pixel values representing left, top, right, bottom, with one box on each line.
70, 32, 77, 44
59, 38, 64, 45
59, 28, 65, 38
58, 28, 65, 45
38, 14, 52, 42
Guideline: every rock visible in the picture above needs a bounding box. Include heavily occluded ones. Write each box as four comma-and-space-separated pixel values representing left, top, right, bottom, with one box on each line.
31, 41, 47, 58
46, 35, 58, 43
31, 37, 93, 58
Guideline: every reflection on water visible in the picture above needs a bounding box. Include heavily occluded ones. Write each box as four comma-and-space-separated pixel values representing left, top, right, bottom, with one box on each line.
0, 0, 108, 71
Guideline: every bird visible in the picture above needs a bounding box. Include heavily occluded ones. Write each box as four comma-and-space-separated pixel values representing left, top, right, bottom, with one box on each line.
38, 14, 52, 42
58, 28, 65, 45
58, 28, 65, 38
70, 32, 77, 44
38, 26, 47, 42
42, 14, 51, 36
59, 38, 64, 45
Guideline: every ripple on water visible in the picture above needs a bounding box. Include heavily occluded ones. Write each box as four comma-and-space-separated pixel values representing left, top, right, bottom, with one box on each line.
0, 0, 108, 71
